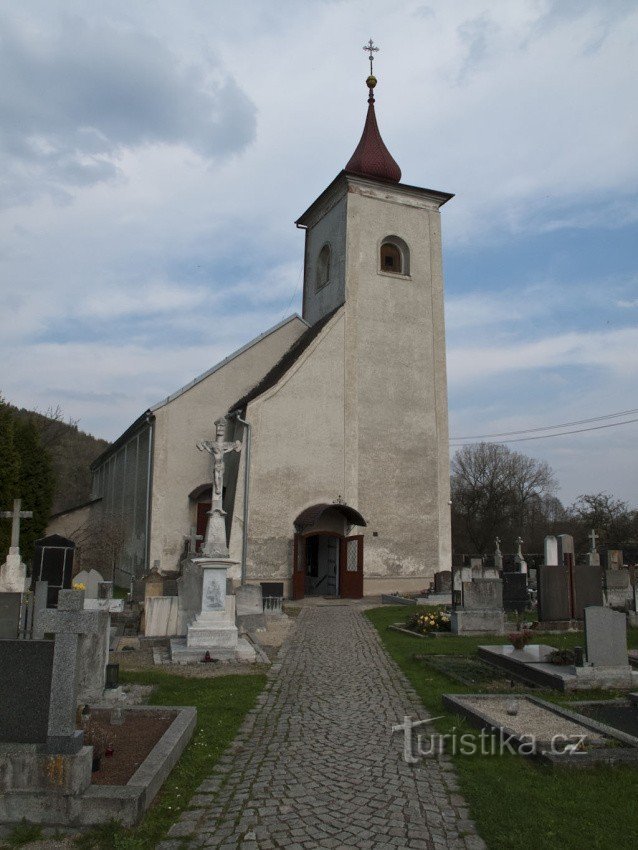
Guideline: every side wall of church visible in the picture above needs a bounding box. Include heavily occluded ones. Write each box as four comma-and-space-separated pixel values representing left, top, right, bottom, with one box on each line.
231, 310, 346, 582
148, 317, 306, 572
344, 182, 452, 584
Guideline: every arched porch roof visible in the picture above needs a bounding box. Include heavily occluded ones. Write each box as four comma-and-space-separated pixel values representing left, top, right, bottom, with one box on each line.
294, 503, 367, 532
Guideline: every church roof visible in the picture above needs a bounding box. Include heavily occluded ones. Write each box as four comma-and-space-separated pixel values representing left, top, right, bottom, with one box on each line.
229, 305, 343, 414
345, 75, 401, 183
90, 314, 307, 470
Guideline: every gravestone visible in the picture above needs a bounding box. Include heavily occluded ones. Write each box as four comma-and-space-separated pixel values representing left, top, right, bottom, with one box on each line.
433, 570, 452, 594
502, 572, 528, 613
544, 535, 558, 566
537, 563, 571, 622
39, 589, 103, 752
572, 563, 603, 618
603, 568, 631, 608
605, 549, 624, 570
72, 568, 104, 598
143, 568, 164, 599
236, 584, 263, 616
31, 535, 75, 606
587, 529, 601, 567
470, 557, 483, 579
462, 579, 503, 610
451, 579, 505, 634
236, 583, 266, 631
557, 534, 575, 567
0, 640, 54, 743
0, 592, 22, 639
584, 607, 628, 668
0, 499, 33, 593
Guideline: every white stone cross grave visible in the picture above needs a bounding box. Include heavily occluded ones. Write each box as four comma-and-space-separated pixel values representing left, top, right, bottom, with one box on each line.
0, 498, 33, 592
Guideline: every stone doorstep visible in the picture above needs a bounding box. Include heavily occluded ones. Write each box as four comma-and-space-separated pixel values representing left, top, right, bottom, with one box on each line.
0, 706, 196, 827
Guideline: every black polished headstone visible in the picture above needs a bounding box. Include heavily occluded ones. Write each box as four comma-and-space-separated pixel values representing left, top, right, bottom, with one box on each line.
573, 563, 603, 619
502, 573, 528, 613
537, 564, 571, 621
31, 535, 75, 606
0, 592, 22, 639
0, 640, 54, 743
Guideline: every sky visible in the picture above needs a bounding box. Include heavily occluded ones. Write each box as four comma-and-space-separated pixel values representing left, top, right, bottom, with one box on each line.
1, 0, 637, 507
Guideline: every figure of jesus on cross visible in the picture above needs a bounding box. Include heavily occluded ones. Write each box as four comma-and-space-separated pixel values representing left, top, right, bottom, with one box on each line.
197, 418, 242, 509
196, 417, 242, 558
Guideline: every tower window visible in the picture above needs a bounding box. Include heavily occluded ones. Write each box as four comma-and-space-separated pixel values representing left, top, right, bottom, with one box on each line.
379, 236, 410, 276
316, 243, 331, 291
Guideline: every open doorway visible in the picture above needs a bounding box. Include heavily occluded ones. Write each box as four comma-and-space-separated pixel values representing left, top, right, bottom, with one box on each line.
304, 534, 339, 596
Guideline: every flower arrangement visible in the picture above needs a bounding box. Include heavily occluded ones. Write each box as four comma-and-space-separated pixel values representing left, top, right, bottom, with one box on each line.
508, 630, 533, 650
72, 582, 86, 591
406, 610, 451, 635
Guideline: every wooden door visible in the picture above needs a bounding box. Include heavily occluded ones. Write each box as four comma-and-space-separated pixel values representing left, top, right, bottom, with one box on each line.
292, 533, 306, 600
196, 502, 211, 553
340, 535, 364, 599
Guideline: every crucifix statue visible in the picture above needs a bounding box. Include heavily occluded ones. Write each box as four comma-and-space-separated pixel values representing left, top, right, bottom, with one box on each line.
589, 528, 599, 553
196, 417, 242, 558
1, 498, 33, 551
515, 537, 524, 558
495, 536, 501, 554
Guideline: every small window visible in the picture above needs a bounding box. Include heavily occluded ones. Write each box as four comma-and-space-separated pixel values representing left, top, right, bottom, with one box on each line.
316, 243, 331, 291
379, 236, 410, 276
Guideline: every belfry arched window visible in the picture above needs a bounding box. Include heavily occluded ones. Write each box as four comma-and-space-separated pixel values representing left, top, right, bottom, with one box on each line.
379, 236, 410, 276
316, 243, 331, 291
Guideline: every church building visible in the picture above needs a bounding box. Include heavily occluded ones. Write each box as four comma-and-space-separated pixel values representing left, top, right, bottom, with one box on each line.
85, 65, 453, 599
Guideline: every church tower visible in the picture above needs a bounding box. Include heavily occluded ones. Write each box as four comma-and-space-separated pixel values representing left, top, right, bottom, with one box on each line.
295, 54, 453, 580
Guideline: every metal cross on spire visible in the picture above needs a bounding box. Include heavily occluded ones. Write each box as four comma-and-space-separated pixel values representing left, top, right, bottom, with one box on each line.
363, 38, 379, 75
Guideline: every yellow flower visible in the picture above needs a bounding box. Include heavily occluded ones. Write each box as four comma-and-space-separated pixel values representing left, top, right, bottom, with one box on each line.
72, 582, 86, 591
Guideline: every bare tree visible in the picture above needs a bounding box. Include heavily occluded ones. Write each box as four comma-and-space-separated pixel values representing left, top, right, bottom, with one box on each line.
451, 442, 559, 553
568, 492, 637, 548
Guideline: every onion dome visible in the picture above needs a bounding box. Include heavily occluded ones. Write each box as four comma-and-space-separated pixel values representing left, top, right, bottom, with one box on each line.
345, 73, 401, 183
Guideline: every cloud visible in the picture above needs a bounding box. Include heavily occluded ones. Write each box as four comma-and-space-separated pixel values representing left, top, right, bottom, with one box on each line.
448, 326, 638, 385
0, 13, 256, 207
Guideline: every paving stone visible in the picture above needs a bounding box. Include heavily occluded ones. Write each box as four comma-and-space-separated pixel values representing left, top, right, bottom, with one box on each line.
165, 605, 482, 848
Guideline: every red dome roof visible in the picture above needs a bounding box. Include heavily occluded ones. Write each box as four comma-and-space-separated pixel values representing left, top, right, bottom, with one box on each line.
345, 84, 401, 183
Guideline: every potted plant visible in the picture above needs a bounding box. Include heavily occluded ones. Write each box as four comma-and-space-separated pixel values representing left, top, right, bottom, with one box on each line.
508, 630, 533, 651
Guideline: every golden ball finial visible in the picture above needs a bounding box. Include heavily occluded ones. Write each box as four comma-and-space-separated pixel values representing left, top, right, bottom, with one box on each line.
366, 75, 377, 89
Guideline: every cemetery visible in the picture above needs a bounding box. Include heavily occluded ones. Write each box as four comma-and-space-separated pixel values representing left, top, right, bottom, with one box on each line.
1, 16, 637, 846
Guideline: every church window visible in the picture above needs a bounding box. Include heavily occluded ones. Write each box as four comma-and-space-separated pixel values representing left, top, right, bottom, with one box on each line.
316, 243, 331, 291
379, 236, 410, 276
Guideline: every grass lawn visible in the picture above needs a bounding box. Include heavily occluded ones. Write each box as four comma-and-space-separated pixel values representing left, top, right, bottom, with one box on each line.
367, 605, 638, 850
75, 670, 266, 850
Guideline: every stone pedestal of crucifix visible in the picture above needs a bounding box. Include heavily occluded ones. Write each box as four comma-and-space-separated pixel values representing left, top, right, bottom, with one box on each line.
172, 417, 255, 662
0, 499, 33, 593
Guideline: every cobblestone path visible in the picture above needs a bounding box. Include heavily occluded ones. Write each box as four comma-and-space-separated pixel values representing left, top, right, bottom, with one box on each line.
164, 605, 485, 850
